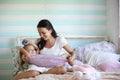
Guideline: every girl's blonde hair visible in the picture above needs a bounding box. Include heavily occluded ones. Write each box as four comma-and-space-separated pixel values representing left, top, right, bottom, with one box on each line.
19, 44, 33, 71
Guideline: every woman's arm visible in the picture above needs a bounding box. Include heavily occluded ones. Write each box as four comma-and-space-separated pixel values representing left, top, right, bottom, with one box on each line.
13, 70, 40, 80
63, 44, 76, 60
63, 44, 76, 66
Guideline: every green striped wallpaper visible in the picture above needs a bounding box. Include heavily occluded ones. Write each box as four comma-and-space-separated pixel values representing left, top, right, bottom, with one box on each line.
0, 0, 106, 80
0, 0, 106, 4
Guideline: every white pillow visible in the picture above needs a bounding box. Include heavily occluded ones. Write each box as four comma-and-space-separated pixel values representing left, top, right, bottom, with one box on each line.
84, 41, 116, 53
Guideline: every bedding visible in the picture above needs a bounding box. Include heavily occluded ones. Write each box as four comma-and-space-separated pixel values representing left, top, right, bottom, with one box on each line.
19, 72, 76, 80
84, 51, 120, 71
84, 41, 116, 53
12, 46, 21, 76
74, 41, 116, 62
18, 71, 120, 80
12, 37, 39, 75
29, 54, 67, 68
12, 36, 120, 80
74, 41, 120, 72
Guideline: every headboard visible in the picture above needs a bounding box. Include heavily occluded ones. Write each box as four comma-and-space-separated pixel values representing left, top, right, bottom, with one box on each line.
14, 34, 106, 47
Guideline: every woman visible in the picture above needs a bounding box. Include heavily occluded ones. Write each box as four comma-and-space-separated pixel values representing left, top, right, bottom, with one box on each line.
13, 19, 76, 80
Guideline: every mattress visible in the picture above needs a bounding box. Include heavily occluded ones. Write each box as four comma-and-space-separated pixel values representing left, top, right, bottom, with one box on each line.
19, 71, 120, 80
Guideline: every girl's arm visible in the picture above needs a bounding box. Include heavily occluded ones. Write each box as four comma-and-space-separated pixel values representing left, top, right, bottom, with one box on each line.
20, 48, 30, 62
30, 43, 40, 54
23, 39, 40, 54
13, 70, 40, 80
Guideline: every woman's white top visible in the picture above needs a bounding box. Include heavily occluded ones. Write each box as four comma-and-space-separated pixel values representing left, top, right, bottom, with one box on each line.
40, 36, 68, 56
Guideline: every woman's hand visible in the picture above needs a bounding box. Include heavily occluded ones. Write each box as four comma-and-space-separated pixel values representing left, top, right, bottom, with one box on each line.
67, 56, 74, 66
63, 44, 76, 66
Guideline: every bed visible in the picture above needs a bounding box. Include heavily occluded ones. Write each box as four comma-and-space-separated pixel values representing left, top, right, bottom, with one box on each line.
12, 35, 120, 80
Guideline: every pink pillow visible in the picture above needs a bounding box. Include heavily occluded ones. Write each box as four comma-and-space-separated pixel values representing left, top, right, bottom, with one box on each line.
97, 60, 120, 71
29, 55, 67, 68
74, 64, 96, 73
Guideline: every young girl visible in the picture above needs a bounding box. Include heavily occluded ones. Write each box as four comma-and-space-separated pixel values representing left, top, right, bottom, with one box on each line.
19, 40, 96, 79
19, 40, 71, 72
19, 43, 39, 71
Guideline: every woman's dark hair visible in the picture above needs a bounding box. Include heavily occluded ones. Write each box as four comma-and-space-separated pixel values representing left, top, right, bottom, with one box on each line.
37, 19, 57, 50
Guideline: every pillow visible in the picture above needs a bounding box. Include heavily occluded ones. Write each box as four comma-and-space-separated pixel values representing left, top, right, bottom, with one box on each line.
29, 55, 67, 68
74, 41, 116, 63
84, 41, 116, 54
85, 51, 120, 71
12, 37, 39, 76
12, 46, 28, 76
85, 41, 116, 53
74, 46, 85, 61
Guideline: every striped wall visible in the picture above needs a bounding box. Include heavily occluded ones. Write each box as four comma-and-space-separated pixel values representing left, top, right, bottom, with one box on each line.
0, 0, 106, 80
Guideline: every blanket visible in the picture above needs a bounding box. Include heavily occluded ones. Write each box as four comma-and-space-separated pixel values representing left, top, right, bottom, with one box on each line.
84, 51, 119, 65
84, 51, 120, 71
19, 71, 120, 80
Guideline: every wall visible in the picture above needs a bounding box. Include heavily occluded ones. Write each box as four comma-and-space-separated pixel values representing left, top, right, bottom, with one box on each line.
119, 0, 120, 53
0, 0, 106, 79
106, 0, 119, 52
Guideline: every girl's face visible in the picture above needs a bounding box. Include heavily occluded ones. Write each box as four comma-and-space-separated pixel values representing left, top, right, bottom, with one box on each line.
21, 53, 29, 62
25, 45, 37, 55
21, 45, 36, 62
37, 27, 52, 40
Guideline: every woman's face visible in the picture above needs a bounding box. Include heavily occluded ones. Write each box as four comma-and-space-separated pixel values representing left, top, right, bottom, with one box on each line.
37, 27, 52, 40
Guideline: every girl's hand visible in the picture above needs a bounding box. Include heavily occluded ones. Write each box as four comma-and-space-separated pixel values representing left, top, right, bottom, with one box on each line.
22, 39, 40, 54
22, 39, 30, 45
